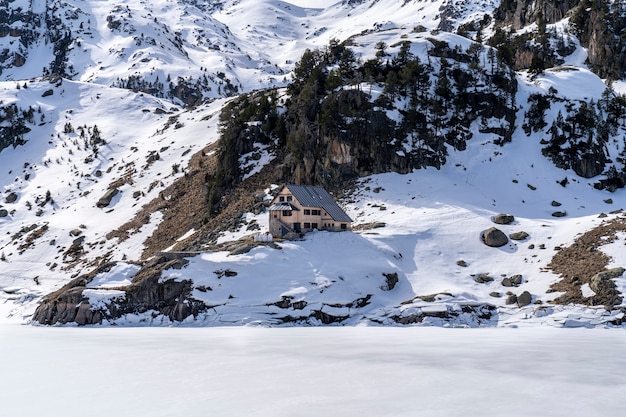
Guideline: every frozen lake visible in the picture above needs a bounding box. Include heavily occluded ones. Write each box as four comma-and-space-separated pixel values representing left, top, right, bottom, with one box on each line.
1, 326, 625, 417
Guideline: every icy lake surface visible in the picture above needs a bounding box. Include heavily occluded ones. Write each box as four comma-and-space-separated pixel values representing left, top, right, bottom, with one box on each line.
1, 326, 624, 417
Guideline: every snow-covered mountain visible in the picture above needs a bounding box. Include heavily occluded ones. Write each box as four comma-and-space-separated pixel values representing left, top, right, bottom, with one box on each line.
1, 0, 626, 327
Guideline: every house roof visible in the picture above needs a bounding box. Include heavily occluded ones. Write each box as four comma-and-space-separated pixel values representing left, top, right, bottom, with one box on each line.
280, 184, 353, 223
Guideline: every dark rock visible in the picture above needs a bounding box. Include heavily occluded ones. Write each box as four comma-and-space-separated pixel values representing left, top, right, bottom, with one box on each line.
493, 213, 515, 224
229, 244, 254, 256
96, 188, 119, 208
510, 274, 523, 285
74, 302, 103, 326
482, 227, 508, 247
456, 260, 468, 267
313, 309, 348, 324
509, 231, 529, 240
31, 286, 89, 325
41, 89, 54, 97
552, 211, 567, 217
5, 192, 18, 204
382, 272, 399, 290
359, 222, 386, 230
517, 291, 532, 307
501, 277, 513, 287
69, 229, 82, 237
0, 208, 8, 217
214, 269, 238, 278
551, 200, 562, 206
475, 273, 494, 283
505, 294, 518, 305
489, 292, 501, 298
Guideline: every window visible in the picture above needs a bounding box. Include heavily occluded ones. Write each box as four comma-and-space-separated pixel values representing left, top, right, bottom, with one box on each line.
311, 223, 318, 229
341, 223, 347, 230
287, 196, 293, 202
283, 210, 292, 216
311, 209, 321, 216
303, 222, 310, 229
279, 196, 285, 202
304, 209, 311, 215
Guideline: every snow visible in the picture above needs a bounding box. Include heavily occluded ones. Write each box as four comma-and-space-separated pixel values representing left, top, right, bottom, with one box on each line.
0, 325, 625, 417
581, 283, 596, 298
86, 263, 141, 288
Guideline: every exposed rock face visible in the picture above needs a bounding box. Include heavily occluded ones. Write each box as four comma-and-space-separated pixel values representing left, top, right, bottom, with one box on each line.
494, 0, 579, 30
32, 257, 207, 325
382, 272, 399, 291
391, 304, 496, 325
482, 227, 508, 247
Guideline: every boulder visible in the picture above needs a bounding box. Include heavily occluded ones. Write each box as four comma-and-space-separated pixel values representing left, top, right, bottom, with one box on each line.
510, 274, 523, 286
5, 192, 18, 204
0, 208, 8, 217
475, 274, 494, 283
493, 213, 515, 225
482, 227, 508, 247
509, 231, 529, 241
96, 188, 119, 208
502, 274, 523, 287
505, 294, 517, 305
517, 291, 532, 307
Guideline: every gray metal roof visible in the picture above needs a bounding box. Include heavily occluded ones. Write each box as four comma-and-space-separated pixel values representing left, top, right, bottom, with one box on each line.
283, 184, 353, 223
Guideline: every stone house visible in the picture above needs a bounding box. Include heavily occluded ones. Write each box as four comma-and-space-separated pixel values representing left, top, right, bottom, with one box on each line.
269, 184, 353, 238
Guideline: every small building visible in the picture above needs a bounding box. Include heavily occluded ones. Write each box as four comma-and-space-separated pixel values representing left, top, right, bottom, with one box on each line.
269, 184, 353, 238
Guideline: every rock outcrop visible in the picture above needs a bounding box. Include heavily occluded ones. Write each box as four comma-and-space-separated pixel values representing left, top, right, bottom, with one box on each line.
32, 257, 207, 325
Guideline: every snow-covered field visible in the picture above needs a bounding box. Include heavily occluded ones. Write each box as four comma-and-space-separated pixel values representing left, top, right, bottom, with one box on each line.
1, 325, 624, 417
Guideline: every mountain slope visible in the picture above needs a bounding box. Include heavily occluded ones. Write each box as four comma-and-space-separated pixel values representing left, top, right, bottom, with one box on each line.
1, 0, 626, 327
